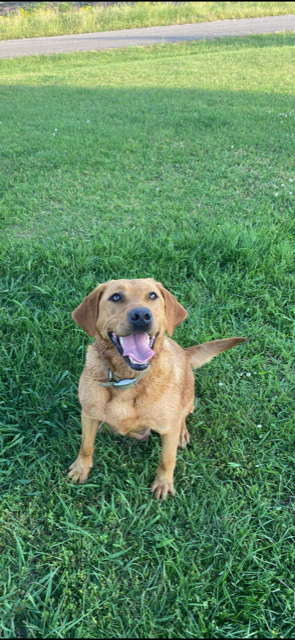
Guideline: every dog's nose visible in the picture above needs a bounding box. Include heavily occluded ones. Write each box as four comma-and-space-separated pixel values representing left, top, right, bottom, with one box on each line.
129, 307, 152, 329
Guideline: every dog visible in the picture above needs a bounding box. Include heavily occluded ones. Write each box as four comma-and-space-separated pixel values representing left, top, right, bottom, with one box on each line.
68, 278, 245, 499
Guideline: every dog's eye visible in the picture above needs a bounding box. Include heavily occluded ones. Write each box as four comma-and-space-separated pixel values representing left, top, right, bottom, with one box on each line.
109, 293, 121, 302
149, 292, 158, 300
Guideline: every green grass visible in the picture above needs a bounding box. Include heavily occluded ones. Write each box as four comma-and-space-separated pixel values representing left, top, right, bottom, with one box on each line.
0, 1, 295, 40
0, 33, 295, 638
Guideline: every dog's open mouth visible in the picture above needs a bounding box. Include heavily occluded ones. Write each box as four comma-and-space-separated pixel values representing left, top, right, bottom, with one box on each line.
109, 331, 156, 371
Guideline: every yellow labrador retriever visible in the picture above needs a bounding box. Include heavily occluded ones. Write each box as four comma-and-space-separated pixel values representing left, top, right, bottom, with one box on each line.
69, 278, 244, 499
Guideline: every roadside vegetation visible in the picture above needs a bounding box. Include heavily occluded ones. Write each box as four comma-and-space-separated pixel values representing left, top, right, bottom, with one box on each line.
0, 1, 295, 40
0, 32, 295, 638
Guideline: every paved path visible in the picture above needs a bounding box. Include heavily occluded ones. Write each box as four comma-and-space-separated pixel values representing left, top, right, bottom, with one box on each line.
0, 14, 294, 59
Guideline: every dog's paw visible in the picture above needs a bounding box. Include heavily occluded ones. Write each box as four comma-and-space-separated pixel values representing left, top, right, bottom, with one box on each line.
151, 477, 175, 500
68, 458, 91, 484
178, 425, 190, 449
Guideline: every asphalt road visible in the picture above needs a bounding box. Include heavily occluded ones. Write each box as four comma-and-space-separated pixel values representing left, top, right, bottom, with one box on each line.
0, 14, 294, 59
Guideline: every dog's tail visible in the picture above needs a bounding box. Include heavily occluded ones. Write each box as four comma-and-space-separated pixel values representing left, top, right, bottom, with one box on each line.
185, 337, 245, 370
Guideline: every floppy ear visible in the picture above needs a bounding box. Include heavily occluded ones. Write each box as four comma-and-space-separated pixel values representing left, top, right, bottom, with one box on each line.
157, 283, 188, 337
72, 283, 107, 337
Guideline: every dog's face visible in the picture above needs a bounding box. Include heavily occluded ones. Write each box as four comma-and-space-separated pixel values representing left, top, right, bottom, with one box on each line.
96, 279, 165, 371
72, 278, 187, 371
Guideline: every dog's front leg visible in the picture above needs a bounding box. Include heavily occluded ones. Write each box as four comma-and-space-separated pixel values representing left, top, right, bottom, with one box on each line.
151, 427, 180, 500
68, 410, 101, 484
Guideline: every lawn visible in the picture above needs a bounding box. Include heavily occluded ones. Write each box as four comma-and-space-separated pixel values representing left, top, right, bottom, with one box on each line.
0, 1, 295, 40
0, 33, 295, 638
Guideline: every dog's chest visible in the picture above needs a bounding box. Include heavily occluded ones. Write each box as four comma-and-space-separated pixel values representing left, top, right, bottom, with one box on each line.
104, 393, 149, 435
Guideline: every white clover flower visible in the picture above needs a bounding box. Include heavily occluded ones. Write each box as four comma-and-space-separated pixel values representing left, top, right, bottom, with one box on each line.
259, 435, 263, 438
289, 179, 293, 182
281, 121, 283, 123
87, 120, 90, 123
184, 180, 187, 182
219, 383, 223, 387
231, 145, 234, 148
55, 128, 57, 131
275, 193, 278, 196
58, 169, 61, 172
289, 192, 292, 195
281, 184, 285, 187
156, 188, 159, 190
257, 424, 262, 428
53, 133, 55, 136
268, 110, 271, 113
246, 372, 251, 377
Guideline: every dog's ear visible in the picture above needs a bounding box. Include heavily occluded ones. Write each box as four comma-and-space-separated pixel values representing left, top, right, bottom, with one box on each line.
72, 283, 107, 337
157, 283, 188, 336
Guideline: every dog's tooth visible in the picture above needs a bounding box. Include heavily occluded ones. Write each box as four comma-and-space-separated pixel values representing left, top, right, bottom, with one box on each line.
119, 337, 124, 348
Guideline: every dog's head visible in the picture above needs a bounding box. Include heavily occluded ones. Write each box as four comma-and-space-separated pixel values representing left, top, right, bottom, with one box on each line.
72, 278, 187, 371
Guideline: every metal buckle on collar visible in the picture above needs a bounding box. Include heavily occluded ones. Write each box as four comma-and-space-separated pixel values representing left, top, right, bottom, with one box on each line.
98, 365, 148, 390
112, 378, 138, 389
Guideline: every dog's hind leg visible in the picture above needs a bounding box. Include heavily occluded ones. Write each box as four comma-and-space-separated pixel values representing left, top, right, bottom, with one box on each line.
68, 410, 101, 484
178, 420, 190, 449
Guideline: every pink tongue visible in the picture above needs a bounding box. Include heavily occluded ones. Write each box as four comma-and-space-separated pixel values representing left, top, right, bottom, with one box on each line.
122, 332, 154, 363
